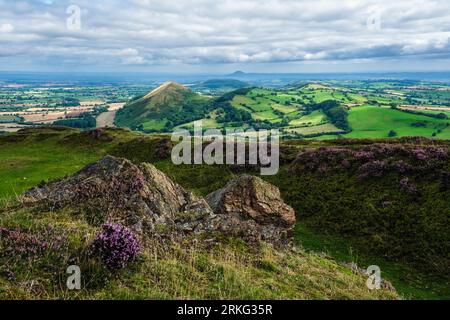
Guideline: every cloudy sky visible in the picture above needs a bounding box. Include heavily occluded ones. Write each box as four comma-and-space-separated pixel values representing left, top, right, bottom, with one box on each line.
0, 0, 449, 73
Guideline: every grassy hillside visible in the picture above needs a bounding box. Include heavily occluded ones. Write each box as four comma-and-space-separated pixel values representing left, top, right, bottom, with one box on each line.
115, 82, 212, 132
0, 128, 400, 300
0, 205, 396, 300
0, 127, 448, 299
345, 106, 450, 139
114, 81, 450, 140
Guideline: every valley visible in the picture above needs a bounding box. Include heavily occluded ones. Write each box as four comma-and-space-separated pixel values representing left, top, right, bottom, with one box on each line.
3, 75, 448, 140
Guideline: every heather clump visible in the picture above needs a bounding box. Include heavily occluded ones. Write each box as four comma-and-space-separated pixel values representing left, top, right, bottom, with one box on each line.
392, 160, 413, 173
357, 160, 389, 180
292, 147, 353, 172
90, 223, 141, 270
291, 143, 449, 180
0, 226, 67, 259
399, 178, 420, 195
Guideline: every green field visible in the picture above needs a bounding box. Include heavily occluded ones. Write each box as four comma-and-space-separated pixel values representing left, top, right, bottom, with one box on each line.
142, 119, 168, 131
287, 123, 344, 135
175, 117, 220, 130
345, 106, 450, 139
289, 110, 327, 126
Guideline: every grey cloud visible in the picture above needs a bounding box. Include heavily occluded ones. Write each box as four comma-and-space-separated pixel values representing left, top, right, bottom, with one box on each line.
0, 0, 449, 71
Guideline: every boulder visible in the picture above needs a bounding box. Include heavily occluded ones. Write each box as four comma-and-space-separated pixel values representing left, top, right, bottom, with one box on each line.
205, 175, 296, 245
22, 157, 296, 246
22, 155, 213, 233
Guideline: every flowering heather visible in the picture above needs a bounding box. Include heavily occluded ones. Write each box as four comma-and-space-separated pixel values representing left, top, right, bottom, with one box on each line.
399, 178, 420, 195
357, 160, 389, 180
409, 148, 428, 161
353, 151, 374, 161
293, 147, 353, 171
0, 227, 67, 258
392, 160, 413, 174
90, 223, 141, 270
291, 142, 449, 179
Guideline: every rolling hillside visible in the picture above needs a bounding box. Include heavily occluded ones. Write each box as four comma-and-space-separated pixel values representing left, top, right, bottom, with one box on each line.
115, 81, 212, 132
114, 80, 450, 139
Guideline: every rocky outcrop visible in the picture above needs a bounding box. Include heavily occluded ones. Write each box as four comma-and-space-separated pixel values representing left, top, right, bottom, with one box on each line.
22, 156, 296, 246
205, 175, 296, 245
22, 155, 213, 233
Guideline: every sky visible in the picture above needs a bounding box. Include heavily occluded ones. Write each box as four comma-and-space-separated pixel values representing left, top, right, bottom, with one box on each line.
0, 0, 449, 73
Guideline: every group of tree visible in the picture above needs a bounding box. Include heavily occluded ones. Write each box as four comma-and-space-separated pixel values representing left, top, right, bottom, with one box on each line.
53, 112, 96, 129
305, 100, 350, 132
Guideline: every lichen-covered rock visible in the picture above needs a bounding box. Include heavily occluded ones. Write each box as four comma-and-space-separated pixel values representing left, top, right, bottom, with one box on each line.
22, 155, 213, 233
205, 175, 296, 245
22, 157, 295, 246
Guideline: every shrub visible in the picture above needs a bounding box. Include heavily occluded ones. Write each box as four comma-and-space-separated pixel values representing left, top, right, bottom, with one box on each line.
90, 223, 141, 270
0, 227, 67, 258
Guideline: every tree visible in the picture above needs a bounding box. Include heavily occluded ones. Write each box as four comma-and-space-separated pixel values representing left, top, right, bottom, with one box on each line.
388, 130, 397, 137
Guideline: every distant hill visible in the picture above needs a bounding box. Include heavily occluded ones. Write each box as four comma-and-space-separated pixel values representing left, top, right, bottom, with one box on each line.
115, 81, 212, 132
228, 71, 246, 77
191, 79, 250, 95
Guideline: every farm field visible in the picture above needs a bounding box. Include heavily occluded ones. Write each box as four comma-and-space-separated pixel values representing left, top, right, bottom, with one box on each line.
345, 106, 450, 139
1, 78, 450, 140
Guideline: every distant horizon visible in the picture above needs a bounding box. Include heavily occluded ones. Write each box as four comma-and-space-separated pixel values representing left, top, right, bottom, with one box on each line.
2, 70, 450, 86
2, 70, 450, 75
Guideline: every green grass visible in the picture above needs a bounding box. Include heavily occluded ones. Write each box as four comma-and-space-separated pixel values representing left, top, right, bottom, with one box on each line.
271, 103, 298, 114
0, 199, 398, 300
0, 127, 448, 299
0, 138, 99, 200
295, 224, 448, 300
175, 118, 220, 130
0, 128, 135, 200
289, 110, 327, 126
345, 106, 450, 139
142, 119, 168, 131
287, 123, 344, 135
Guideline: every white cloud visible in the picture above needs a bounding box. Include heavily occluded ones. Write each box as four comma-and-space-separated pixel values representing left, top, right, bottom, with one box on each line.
0, 23, 13, 33
0, 0, 449, 71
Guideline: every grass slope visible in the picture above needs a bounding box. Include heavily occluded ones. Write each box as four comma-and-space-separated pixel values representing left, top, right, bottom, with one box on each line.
0, 206, 396, 300
346, 106, 450, 139
115, 82, 211, 132
1, 127, 448, 299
